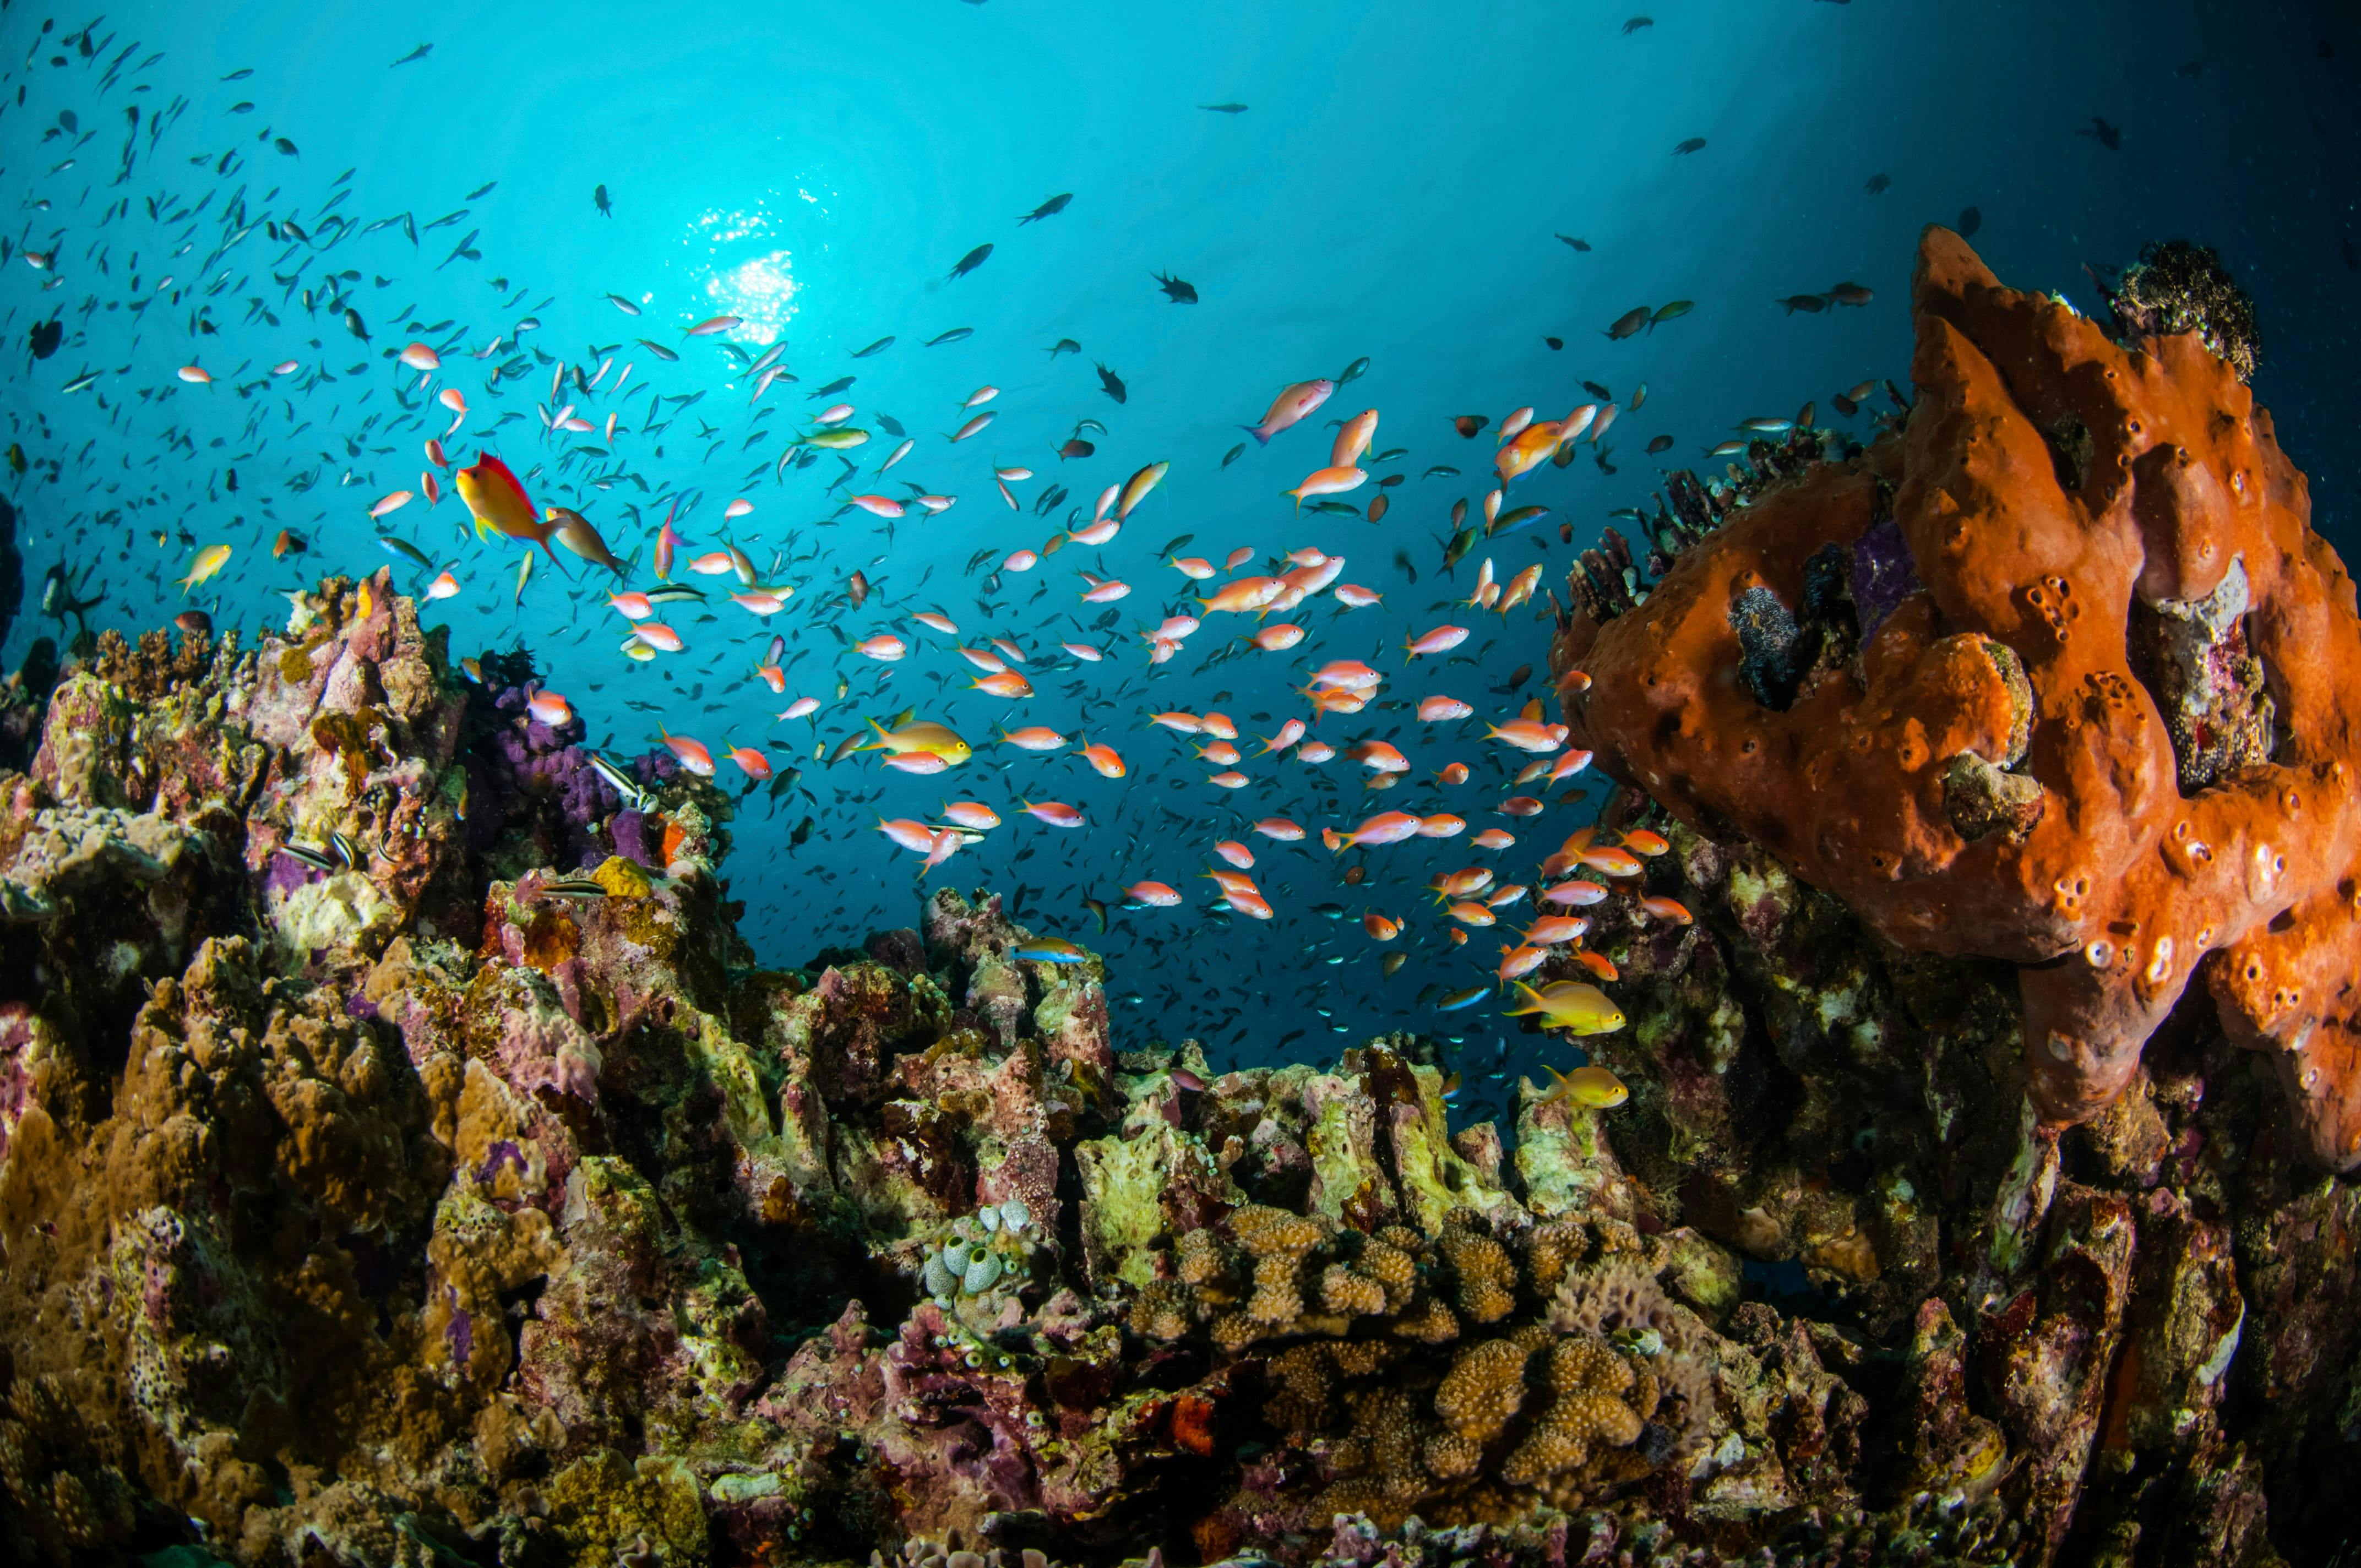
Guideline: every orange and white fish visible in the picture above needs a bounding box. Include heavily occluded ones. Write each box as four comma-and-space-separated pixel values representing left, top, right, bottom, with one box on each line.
1352, 741, 1410, 774
725, 743, 772, 780
661, 728, 715, 776
913, 611, 959, 636
686, 314, 742, 336
1487, 719, 1568, 753
1404, 624, 1469, 660
369, 489, 413, 518
1171, 556, 1216, 581
1436, 762, 1470, 786
1448, 901, 1497, 927
1081, 574, 1130, 603
1418, 813, 1467, 838
527, 689, 573, 726
1259, 719, 1306, 755
1198, 741, 1242, 766
1334, 584, 1383, 608
1126, 881, 1182, 907
1473, 827, 1516, 850
1623, 829, 1671, 856
1062, 641, 1104, 662
856, 634, 908, 661
1080, 742, 1127, 778
177, 364, 213, 384
950, 411, 996, 443
1022, 799, 1085, 827
1364, 912, 1402, 940
849, 494, 906, 519
1205, 869, 1261, 900
1150, 711, 1204, 734
1523, 916, 1589, 948
1214, 840, 1255, 869
1498, 945, 1548, 982
1070, 517, 1121, 546
1499, 796, 1546, 818
879, 818, 938, 853
1641, 896, 1694, 925
1242, 378, 1334, 444
1286, 465, 1366, 509
1298, 740, 1336, 764
1329, 409, 1379, 470
633, 622, 684, 652
1253, 624, 1305, 651
1004, 549, 1039, 572
974, 671, 1034, 698
1000, 726, 1069, 751
1419, 696, 1473, 722
1322, 811, 1422, 852
399, 341, 441, 372
1208, 771, 1249, 790
1542, 879, 1609, 907
942, 802, 1001, 831
965, 385, 999, 407
731, 591, 790, 616
1225, 546, 1255, 571
1254, 818, 1305, 841
1197, 576, 1285, 615
425, 569, 461, 601
1200, 712, 1238, 740
778, 696, 820, 721
1309, 660, 1383, 691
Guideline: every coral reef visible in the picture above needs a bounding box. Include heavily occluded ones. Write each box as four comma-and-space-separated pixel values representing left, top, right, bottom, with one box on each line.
1558, 226, 2361, 1175
0, 231, 2356, 1568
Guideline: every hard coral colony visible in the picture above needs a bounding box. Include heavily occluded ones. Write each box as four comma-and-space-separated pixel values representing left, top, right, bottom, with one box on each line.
0, 231, 2352, 1568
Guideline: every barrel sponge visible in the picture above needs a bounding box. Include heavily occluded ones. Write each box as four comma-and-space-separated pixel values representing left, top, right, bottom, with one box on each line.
1555, 225, 2361, 1172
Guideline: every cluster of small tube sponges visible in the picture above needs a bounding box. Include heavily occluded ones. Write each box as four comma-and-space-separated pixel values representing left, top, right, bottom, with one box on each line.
916, 1196, 1037, 1302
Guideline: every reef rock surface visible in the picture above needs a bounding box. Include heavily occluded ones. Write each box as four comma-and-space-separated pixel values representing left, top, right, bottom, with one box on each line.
0, 234, 2353, 1568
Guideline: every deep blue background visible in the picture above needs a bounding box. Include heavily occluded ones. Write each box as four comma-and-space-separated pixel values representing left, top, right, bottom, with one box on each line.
3, 1, 2355, 1103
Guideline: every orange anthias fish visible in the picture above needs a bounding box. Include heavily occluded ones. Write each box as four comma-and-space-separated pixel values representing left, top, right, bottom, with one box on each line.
454, 453, 561, 562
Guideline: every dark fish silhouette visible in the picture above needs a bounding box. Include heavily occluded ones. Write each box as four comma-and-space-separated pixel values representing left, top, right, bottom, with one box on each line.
1863, 171, 1890, 194
948, 243, 993, 280
1543, 336, 1563, 350
1777, 294, 1827, 314
1199, 103, 1248, 113
1046, 337, 1080, 357
810, 375, 854, 398
2078, 117, 2121, 149
28, 319, 61, 359
1622, 16, 1652, 33
1958, 205, 1982, 239
594, 184, 612, 216
1017, 193, 1071, 224
851, 336, 894, 358
1646, 434, 1674, 454
274, 137, 298, 156
1582, 381, 1612, 401
1554, 234, 1591, 252
466, 179, 497, 200
2175, 59, 2203, 78
2344, 238, 2359, 272
1221, 443, 1244, 469
1452, 415, 1488, 438
390, 44, 432, 66
1827, 282, 1873, 306
1605, 306, 1651, 339
1673, 137, 1706, 154
1096, 363, 1127, 403
1154, 271, 1198, 303
926, 327, 973, 345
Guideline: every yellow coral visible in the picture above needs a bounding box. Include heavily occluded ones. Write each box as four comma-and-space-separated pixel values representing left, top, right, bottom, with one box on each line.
1434, 1337, 1530, 1440
1389, 1295, 1461, 1343
1321, 1262, 1387, 1316
1499, 1336, 1646, 1485
1133, 1278, 1196, 1341
1441, 1222, 1517, 1323
1422, 1431, 1483, 1479
1248, 1253, 1304, 1324
1232, 1204, 1323, 1257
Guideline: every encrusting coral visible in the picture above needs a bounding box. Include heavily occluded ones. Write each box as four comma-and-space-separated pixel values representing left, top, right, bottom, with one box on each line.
1557, 226, 2361, 1173
1, 230, 2357, 1568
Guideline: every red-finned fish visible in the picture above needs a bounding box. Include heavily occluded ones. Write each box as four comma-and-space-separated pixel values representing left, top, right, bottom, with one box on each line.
454, 453, 561, 562
1242, 378, 1335, 444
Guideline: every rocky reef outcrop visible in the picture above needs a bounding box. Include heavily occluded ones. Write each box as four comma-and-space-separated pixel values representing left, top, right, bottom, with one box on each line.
0, 230, 2353, 1568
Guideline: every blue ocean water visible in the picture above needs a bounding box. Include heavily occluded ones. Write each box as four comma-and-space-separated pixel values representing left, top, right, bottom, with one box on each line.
3, 1, 2355, 1090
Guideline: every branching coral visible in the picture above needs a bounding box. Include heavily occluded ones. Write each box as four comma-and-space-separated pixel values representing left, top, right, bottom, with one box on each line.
1555, 227, 2361, 1170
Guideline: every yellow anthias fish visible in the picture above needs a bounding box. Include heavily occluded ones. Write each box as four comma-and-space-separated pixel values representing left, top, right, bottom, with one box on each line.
856, 718, 972, 767
1504, 979, 1626, 1035
177, 543, 231, 594
454, 453, 561, 562
1539, 1062, 1629, 1109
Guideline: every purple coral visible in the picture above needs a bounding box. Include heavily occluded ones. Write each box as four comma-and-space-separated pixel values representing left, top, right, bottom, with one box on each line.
1848, 514, 1922, 639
